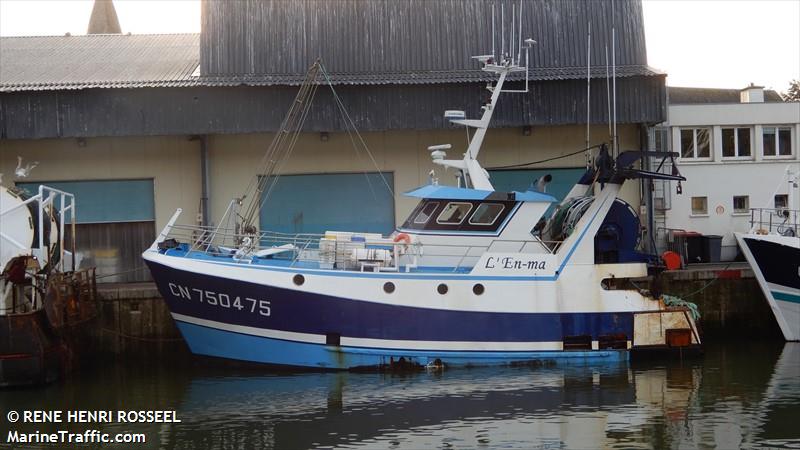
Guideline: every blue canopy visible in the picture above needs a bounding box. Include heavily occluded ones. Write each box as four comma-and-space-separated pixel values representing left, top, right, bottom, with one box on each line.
403, 185, 556, 203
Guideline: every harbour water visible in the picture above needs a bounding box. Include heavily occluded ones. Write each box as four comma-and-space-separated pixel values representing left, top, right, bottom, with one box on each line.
1, 341, 798, 449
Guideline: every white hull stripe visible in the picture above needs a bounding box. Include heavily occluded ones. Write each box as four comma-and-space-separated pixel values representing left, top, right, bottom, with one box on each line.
768, 282, 800, 298
172, 313, 325, 344
171, 313, 570, 352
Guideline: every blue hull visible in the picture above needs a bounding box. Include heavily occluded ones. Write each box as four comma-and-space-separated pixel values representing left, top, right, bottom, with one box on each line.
146, 258, 634, 369
177, 320, 627, 369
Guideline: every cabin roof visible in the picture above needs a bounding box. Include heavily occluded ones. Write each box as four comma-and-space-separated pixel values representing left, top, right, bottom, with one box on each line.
404, 185, 556, 203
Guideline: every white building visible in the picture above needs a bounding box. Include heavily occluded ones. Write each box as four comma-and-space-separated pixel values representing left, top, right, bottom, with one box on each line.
653, 85, 800, 261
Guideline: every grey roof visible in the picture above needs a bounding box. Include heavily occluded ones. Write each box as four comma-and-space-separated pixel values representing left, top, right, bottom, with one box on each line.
0, 34, 200, 92
0, 32, 661, 93
201, 65, 662, 86
202, 0, 655, 82
668, 86, 784, 104
1, 0, 663, 92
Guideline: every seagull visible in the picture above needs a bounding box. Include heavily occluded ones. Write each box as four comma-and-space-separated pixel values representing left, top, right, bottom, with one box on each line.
15, 156, 38, 178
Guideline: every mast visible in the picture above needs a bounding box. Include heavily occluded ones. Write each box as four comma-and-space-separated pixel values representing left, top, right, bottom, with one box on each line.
432, 1, 533, 191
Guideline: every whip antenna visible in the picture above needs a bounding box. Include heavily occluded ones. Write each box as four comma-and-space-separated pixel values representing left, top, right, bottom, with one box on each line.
586, 21, 592, 167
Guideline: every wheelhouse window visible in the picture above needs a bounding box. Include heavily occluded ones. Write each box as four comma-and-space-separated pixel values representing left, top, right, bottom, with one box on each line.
468, 203, 505, 225
722, 127, 751, 158
733, 195, 749, 214
413, 202, 439, 224
401, 199, 516, 232
436, 202, 472, 225
680, 128, 711, 159
763, 126, 793, 157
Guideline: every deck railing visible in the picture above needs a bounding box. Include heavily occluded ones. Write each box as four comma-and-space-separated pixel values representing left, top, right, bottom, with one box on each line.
159, 223, 562, 273
748, 208, 799, 237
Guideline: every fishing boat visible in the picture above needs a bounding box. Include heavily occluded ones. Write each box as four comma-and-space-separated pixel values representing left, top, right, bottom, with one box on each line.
0, 184, 97, 386
735, 167, 799, 341
142, 17, 701, 369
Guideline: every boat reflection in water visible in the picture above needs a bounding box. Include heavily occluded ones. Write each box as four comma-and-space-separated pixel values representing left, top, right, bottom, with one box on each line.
169, 344, 799, 449
2, 343, 796, 449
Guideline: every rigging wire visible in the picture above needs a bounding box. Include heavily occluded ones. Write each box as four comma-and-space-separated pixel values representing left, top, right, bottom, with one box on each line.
238, 60, 395, 234
317, 72, 381, 200
239, 61, 323, 231
260, 80, 322, 207
241, 65, 317, 202
319, 63, 395, 198
486, 143, 603, 170
585, 20, 591, 166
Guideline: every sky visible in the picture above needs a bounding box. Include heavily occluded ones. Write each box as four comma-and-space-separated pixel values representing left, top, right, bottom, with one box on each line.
0, 0, 798, 93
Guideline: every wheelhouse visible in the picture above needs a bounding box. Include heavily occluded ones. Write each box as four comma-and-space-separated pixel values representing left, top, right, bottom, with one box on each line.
399, 185, 556, 234
401, 198, 517, 233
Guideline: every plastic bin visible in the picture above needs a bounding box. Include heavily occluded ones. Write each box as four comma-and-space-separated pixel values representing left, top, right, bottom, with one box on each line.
668, 231, 702, 267
702, 235, 722, 263
685, 235, 704, 264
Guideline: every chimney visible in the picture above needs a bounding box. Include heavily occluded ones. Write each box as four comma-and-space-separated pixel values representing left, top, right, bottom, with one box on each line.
740, 83, 765, 103
87, 0, 122, 34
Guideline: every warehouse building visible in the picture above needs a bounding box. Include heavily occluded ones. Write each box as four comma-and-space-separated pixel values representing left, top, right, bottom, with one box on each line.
0, 0, 666, 281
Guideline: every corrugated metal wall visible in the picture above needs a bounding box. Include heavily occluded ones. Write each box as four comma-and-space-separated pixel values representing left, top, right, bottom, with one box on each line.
0, 76, 665, 139
201, 0, 647, 78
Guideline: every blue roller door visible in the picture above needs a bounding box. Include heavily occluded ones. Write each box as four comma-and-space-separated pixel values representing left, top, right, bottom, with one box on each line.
16, 179, 155, 283
16, 179, 154, 223
259, 172, 395, 235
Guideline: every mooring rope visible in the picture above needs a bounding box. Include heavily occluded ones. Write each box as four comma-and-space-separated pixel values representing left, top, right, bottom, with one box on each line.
667, 259, 737, 300
93, 266, 149, 280
100, 327, 185, 342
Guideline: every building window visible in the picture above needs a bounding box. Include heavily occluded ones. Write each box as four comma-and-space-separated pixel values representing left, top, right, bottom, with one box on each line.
775, 194, 788, 209
652, 127, 670, 152
763, 126, 793, 157
691, 196, 708, 215
733, 195, 749, 214
722, 127, 751, 158
680, 128, 711, 159
436, 202, 472, 225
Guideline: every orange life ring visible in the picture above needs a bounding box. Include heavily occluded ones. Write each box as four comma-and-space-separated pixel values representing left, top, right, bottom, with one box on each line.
393, 233, 412, 245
